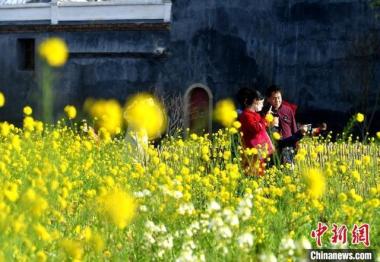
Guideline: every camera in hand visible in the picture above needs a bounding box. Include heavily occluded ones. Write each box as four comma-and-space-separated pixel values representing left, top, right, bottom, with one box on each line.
305, 124, 312, 135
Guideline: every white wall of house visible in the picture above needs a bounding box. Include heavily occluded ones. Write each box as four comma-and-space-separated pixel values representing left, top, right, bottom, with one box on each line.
0, 0, 172, 24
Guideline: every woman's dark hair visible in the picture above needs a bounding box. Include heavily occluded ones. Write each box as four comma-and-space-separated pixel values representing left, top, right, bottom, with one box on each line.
236, 88, 264, 109
266, 84, 282, 98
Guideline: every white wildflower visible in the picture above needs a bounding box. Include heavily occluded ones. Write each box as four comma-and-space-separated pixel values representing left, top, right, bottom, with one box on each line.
185, 228, 193, 237
173, 191, 183, 199
160, 235, 174, 250
157, 249, 165, 258
280, 236, 296, 256
237, 232, 254, 249
133, 191, 145, 198
142, 189, 151, 196
298, 237, 312, 250
237, 206, 251, 221
139, 205, 148, 212
208, 200, 221, 212
209, 216, 224, 230
218, 225, 233, 239
198, 253, 206, 262
178, 203, 195, 215
159, 224, 167, 233
145, 220, 156, 231
229, 214, 239, 227
143, 232, 155, 244
259, 252, 277, 262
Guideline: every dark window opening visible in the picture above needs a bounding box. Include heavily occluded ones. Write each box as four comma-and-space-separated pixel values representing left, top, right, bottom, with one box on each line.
18, 39, 35, 71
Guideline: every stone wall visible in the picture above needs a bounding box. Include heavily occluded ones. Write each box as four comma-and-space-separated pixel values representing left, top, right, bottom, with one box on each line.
1, 0, 380, 131
162, 0, 380, 130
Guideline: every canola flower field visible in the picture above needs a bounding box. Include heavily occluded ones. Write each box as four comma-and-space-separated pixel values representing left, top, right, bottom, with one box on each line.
0, 38, 379, 261
0, 102, 379, 262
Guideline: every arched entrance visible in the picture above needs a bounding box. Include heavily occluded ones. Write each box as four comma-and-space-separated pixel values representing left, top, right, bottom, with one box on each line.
184, 84, 212, 135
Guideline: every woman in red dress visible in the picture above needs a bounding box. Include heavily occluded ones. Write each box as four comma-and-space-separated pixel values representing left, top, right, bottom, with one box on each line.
237, 88, 274, 175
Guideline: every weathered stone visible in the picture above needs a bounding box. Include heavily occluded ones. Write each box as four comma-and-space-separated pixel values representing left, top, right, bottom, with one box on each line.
0, 0, 380, 131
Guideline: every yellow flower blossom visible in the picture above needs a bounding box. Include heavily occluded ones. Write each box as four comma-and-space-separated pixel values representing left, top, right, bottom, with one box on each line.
34, 121, 44, 133
339, 165, 347, 173
34, 224, 52, 242
23, 116, 35, 132
36, 251, 47, 262
351, 170, 361, 182
363, 155, 371, 165
0, 122, 11, 137
98, 190, 136, 229
229, 127, 238, 134
232, 120, 241, 129
38, 37, 68, 67
23, 106, 33, 116
4, 183, 19, 202
61, 239, 83, 260
213, 99, 237, 127
265, 113, 274, 123
0, 91, 4, 107
338, 193, 347, 202
85, 98, 123, 135
355, 113, 364, 123
303, 168, 326, 199
124, 93, 167, 139
64, 105, 77, 120
272, 132, 281, 141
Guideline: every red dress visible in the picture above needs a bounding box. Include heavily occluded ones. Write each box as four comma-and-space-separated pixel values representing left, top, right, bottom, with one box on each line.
238, 109, 275, 175
239, 109, 274, 155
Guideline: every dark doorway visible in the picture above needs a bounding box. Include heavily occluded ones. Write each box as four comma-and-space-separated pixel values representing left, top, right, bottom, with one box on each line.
185, 85, 212, 135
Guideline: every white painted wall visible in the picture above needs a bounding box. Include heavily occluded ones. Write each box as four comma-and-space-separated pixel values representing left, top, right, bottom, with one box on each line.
0, 0, 171, 23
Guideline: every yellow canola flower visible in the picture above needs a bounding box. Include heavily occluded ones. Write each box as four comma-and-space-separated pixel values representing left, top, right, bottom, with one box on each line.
0, 92, 4, 107
38, 37, 68, 67
213, 99, 237, 127
355, 112, 364, 123
34, 224, 52, 242
22, 189, 49, 217
61, 239, 83, 260
376, 131, 380, 139
98, 190, 137, 229
272, 132, 281, 141
4, 183, 19, 202
98, 127, 111, 143
34, 121, 44, 133
11, 135, 21, 151
124, 93, 167, 140
85, 98, 123, 135
64, 105, 77, 120
363, 155, 371, 165
338, 193, 347, 202
265, 113, 274, 123
36, 251, 47, 262
232, 120, 241, 129
23, 106, 32, 116
303, 168, 326, 199
229, 127, 238, 134
351, 170, 361, 182
23, 116, 35, 132
0, 122, 11, 137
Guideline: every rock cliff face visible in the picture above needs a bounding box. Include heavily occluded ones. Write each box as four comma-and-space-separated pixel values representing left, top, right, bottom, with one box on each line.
1, 0, 380, 131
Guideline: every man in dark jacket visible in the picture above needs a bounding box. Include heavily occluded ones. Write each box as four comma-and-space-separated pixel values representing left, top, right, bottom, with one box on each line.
265, 85, 299, 139
264, 85, 307, 163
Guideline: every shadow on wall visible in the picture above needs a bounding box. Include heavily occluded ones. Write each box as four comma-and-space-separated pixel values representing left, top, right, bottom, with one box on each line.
189, 29, 269, 96
162, 29, 268, 99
